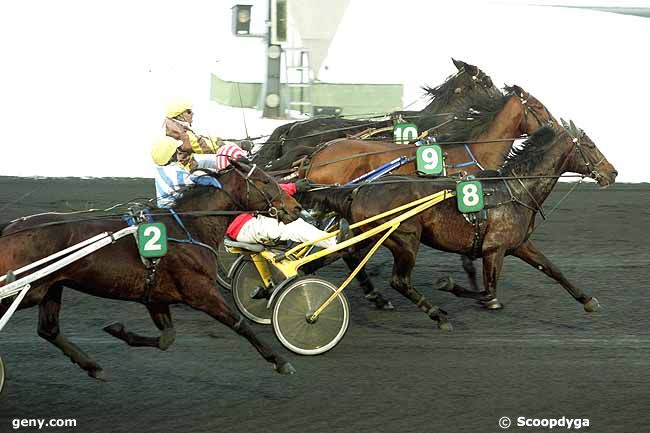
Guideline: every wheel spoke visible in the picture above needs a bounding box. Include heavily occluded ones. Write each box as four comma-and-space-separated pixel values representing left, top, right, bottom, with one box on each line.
273, 277, 350, 355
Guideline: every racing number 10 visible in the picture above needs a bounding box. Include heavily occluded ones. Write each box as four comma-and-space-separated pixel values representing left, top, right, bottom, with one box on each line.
393, 123, 418, 145
137, 222, 168, 258
456, 180, 484, 213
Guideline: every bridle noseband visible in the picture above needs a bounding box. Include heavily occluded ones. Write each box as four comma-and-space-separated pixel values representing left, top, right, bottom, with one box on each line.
230, 164, 284, 219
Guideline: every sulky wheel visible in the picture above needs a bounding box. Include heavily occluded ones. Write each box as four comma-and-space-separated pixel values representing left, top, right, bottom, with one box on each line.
232, 257, 277, 324
216, 243, 238, 291
0, 355, 5, 394
272, 276, 350, 355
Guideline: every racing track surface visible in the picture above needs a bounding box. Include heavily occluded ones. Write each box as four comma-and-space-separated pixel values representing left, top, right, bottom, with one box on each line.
0, 177, 648, 433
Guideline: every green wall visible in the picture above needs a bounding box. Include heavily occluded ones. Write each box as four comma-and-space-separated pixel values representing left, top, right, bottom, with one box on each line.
210, 73, 403, 117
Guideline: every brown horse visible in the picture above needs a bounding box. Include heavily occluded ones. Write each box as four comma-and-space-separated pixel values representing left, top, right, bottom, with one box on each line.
299, 85, 558, 304
300, 123, 618, 329
256, 58, 502, 171
0, 160, 302, 379
303, 85, 555, 184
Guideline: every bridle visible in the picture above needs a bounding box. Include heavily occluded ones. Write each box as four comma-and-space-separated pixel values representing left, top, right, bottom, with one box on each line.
504, 126, 607, 218
565, 127, 608, 183
229, 163, 285, 219
517, 92, 555, 134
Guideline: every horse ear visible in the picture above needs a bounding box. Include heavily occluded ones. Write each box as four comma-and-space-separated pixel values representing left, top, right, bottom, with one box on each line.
560, 118, 569, 129
228, 158, 247, 171
569, 120, 577, 132
452, 58, 465, 71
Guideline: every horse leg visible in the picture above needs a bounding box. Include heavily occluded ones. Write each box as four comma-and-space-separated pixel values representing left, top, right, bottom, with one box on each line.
480, 247, 506, 310
386, 235, 452, 331
184, 282, 295, 375
37, 283, 104, 380
512, 240, 599, 312
435, 255, 490, 299
103, 304, 176, 350
461, 255, 480, 291
342, 253, 394, 310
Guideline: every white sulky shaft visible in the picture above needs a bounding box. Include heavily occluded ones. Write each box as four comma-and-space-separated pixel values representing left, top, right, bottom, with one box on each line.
0, 226, 138, 302
0, 284, 30, 332
0, 232, 110, 284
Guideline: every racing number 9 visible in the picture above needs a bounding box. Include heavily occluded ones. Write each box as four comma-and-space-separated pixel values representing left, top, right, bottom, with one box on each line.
137, 222, 168, 258
416, 145, 443, 175
456, 180, 484, 213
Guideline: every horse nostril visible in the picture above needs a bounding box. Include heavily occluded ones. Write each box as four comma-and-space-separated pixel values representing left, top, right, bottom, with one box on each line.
611, 170, 618, 177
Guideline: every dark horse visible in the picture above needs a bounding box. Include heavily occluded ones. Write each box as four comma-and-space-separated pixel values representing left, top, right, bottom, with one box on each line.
298, 84, 558, 306
0, 160, 302, 379
300, 123, 617, 329
254, 58, 502, 171
302, 84, 555, 184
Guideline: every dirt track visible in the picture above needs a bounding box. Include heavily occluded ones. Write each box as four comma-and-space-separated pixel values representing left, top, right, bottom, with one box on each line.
0, 177, 648, 433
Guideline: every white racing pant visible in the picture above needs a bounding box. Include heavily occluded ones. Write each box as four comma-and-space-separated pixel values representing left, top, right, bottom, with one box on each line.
236, 216, 336, 249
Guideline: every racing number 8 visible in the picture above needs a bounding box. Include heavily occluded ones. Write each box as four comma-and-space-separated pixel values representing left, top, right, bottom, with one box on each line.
456, 180, 484, 213
461, 183, 480, 207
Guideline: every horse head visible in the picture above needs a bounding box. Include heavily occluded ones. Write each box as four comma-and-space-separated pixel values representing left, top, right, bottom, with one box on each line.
450, 58, 502, 98
505, 84, 558, 134
560, 119, 618, 187
226, 159, 302, 223
422, 59, 502, 113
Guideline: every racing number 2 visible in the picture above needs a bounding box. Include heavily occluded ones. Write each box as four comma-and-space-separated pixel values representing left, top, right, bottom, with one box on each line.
137, 222, 167, 258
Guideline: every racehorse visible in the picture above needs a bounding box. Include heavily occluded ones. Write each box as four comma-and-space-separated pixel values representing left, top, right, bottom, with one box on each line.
298, 84, 558, 305
301, 85, 554, 184
255, 58, 502, 171
300, 123, 617, 329
0, 160, 302, 379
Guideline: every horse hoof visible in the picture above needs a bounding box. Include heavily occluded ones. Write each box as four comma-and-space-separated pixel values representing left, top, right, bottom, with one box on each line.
276, 362, 296, 375
102, 322, 125, 337
583, 297, 600, 313
158, 331, 175, 351
482, 299, 504, 310
434, 276, 455, 292
365, 291, 394, 310
88, 368, 107, 382
438, 320, 453, 332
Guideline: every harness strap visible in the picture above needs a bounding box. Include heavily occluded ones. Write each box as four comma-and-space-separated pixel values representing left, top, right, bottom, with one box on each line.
168, 208, 195, 242
166, 209, 221, 266
446, 143, 484, 170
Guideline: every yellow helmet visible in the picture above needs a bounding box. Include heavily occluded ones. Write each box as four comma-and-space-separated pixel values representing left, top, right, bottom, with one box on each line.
151, 136, 182, 165
165, 98, 192, 118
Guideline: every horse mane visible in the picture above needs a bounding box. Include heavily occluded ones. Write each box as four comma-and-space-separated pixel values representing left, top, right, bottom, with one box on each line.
171, 169, 232, 208
500, 126, 557, 175
297, 186, 356, 218
504, 84, 525, 97
253, 123, 294, 164
436, 93, 511, 143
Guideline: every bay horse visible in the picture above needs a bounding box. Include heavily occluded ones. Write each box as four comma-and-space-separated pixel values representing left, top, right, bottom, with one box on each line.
0, 160, 302, 379
300, 123, 617, 329
298, 84, 558, 306
303, 84, 555, 184
255, 58, 502, 171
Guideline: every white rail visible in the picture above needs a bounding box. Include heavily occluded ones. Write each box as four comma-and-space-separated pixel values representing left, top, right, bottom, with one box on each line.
0, 226, 138, 332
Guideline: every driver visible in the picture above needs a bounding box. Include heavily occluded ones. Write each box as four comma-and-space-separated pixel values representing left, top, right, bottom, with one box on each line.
150, 136, 351, 248
164, 98, 222, 171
